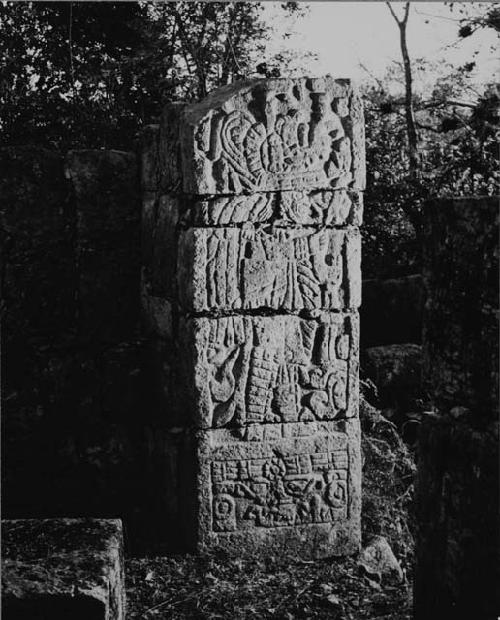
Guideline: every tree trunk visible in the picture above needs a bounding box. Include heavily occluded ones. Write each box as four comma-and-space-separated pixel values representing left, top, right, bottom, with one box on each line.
399, 22, 419, 176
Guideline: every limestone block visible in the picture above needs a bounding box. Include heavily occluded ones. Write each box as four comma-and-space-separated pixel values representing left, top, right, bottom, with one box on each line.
0, 146, 77, 336
65, 150, 141, 343
181, 313, 359, 429
195, 419, 361, 557
185, 190, 362, 227
158, 103, 186, 194
415, 418, 499, 620
1, 518, 125, 620
178, 227, 361, 312
65, 150, 140, 246
423, 196, 499, 419
142, 193, 179, 299
140, 278, 173, 338
141, 124, 160, 192
180, 77, 365, 194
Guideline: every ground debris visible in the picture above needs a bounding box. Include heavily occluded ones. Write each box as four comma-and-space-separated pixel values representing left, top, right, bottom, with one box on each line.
126, 553, 412, 619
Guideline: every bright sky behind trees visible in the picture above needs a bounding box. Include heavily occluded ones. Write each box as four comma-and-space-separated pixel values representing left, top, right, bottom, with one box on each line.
265, 2, 498, 96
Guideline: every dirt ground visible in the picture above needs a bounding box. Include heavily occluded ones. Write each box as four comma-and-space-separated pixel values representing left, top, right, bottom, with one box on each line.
126, 552, 412, 619
125, 398, 415, 619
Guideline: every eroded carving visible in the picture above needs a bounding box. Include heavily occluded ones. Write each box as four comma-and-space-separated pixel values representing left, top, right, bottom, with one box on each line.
184, 190, 362, 227
179, 227, 360, 312
181, 77, 365, 194
186, 313, 359, 429
212, 449, 348, 531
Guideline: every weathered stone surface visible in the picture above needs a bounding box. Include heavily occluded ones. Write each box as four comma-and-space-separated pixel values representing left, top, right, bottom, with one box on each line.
0, 146, 76, 336
415, 418, 499, 620
141, 280, 174, 338
180, 77, 365, 194
1, 518, 125, 620
181, 313, 359, 429
141, 76, 364, 557
195, 419, 361, 557
158, 103, 186, 194
142, 193, 179, 299
416, 196, 499, 620
141, 124, 160, 192
65, 150, 141, 343
358, 535, 404, 584
178, 226, 360, 312
422, 197, 499, 419
183, 189, 362, 227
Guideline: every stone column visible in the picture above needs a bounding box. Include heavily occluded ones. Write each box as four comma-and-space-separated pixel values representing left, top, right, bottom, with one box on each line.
416, 197, 499, 619
142, 77, 365, 557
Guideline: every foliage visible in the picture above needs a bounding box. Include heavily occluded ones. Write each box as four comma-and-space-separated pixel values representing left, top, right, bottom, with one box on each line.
0, 1, 302, 151
2, 2, 497, 279
362, 58, 499, 279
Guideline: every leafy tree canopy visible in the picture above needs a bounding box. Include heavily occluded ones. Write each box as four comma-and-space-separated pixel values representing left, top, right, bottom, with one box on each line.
0, 1, 303, 150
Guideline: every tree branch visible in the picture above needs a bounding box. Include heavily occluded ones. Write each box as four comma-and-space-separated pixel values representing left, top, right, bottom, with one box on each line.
403, 1, 410, 25
385, 1, 400, 25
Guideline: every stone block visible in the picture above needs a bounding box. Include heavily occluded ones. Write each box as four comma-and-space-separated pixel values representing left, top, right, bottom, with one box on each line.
184, 190, 362, 227
415, 418, 500, 620
140, 124, 160, 192
78, 246, 140, 343
1, 518, 125, 620
180, 77, 365, 194
423, 196, 499, 419
140, 279, 174, 338
141, 193, 179, 299
181, 313, 359, 429
158, 103, 186, 194
65, 150, 140, 247
195, 419, 361, 557
178, 226, 361, 312
0, 146, 76, 336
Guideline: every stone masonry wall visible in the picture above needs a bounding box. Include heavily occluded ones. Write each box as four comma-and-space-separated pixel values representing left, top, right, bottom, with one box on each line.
1, 147, 152, 551
415, 197, 499, 619
142, 77, 365, 557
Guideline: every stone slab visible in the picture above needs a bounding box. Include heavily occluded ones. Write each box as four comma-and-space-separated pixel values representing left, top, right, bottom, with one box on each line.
195, 419, 361, 558
182, 190, 362, 227
1, 518, 125, 620
141, 124, 160, 192
423, 196, 499, 419
178, 226, 361, 312
180, 76, 365, 194
415, 418, 500, 620
181, 313, 359, 429
142, 193, 180, 299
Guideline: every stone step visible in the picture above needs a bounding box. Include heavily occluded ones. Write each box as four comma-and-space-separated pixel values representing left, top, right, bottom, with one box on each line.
1, 518, 125, 620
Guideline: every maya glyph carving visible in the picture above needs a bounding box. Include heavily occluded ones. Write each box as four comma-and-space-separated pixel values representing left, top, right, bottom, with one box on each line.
181, 77, 365, 194
187, 314, 358, 430
142, 75, 364, 557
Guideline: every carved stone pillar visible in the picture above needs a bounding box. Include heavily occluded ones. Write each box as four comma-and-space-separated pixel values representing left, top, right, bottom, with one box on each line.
416, 197, 499, 619
142, 77, 365, 557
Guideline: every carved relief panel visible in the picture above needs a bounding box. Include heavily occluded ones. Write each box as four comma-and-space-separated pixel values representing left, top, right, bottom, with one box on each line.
181, 77, 365, 194
196, 421, 361, 557
183, 190, 362, 227
183, 313, 359, 430
178, 227, 361, 312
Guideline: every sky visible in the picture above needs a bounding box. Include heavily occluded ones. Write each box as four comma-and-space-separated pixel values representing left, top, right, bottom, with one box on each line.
264, 2, 498, 96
